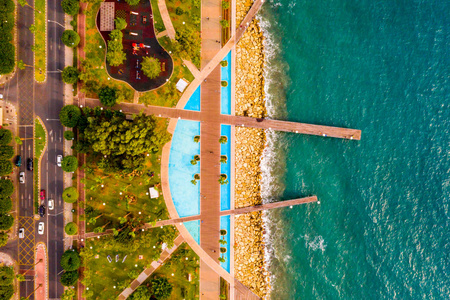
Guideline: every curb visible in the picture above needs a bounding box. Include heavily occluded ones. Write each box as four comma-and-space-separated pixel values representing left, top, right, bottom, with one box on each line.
34, 117, 48, 211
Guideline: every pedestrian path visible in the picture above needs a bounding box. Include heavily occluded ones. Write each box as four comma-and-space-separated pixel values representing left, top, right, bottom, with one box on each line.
117, 235, 184, 300
157, 0, 175, 40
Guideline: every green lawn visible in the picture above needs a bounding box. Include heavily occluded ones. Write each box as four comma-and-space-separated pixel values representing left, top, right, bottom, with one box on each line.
81, 227, 176, 300
34, 0, 46, 82
140, 243, 200, 299
139, 37, 194, 107
150, 0, 166, 33
34, 118, 46, 213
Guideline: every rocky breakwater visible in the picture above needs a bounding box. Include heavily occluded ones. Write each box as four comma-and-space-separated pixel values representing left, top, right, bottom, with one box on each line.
234, 0, 269, 298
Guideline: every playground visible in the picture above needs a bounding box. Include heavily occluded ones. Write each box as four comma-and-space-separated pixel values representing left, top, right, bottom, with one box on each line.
96, 0, 174, 91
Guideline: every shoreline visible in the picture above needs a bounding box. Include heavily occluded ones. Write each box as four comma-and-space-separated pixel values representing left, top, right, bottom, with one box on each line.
234, 0, 270, 298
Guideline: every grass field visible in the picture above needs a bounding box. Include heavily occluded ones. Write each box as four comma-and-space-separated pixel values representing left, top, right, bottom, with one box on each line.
150, 0, 166, 34
34, 0, 46, 82
34, 118, 46, 213
139, 37, 195, 107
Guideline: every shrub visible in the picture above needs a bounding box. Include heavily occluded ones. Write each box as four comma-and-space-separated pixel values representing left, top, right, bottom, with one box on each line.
220, 20, 229, 28
59, 105, 81, 128
114, 17, 127, 30
62, 187, 79, 203
0, 146, 13, 160
60, 271, 79, 286
0, 198, 12, 213
60, 250, 81, 271
0, 284, 13, 299
0, 266, 14, 285
61, 0, 79, 16
64, 131, 74, 141
61, 30, 80, 48
0, 160, 12, 176
0, 232, 7, 247
141, 57, 161, 79
221, 80, 228, 87
125, 0, 140, 6
219, 136, 227, 144
220, 60, 228, 67
65, 222, 78, 235
221, 0, 229, 9
0, 129, 12, 145
0, 179, 13, 197
175, 7, 183, 15
61, 156, 78, 172
0, 214, 13, 230
98, 86, 117, 107
61, 66, 79, 84
106, 29, 126, 66
150, 277, 173, 300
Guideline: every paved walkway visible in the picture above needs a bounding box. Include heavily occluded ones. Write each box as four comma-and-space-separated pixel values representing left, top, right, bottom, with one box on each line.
157, 0, 175, 40
35, 243, 47, 300
117, 235, 184, 300
84, 98, 361, 139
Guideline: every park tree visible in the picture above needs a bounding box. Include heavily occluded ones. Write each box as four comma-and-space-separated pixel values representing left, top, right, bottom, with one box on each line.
62, 187, 79, 203
64, 130, 74, 141
129, 286, 151, 300
0, 198, 12, 213
82, 112, 171, 171
64, 222, 78, 235
175, 27, 201, 63
0, 214, 13, 230
0, 284, 13, 299
141, 57, 161, 79
61, 66, 79, 84
61, 30, 80, 48
60, 250, 81, 271
0, 231, 7, 247
98, 86, 117, 107
150, 277, 173, 300
61, 0, 79, 16
0, 180, 13, 197
0, 266, 14, 285
0, 129, 12, 145
61, 288, 75, 300
221, 0, 229, 9
0, 146, 13, 159
59, 105, 81, 128
0, 160, 12, 176
219, 20, 229, 28
106, 29, 126, 66
0, 42, 15, 75
114, 17, 127, 30
60, 271, 79, 286
61, 156, 78, 172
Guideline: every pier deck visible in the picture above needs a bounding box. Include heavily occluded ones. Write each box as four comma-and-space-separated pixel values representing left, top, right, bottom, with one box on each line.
85, 99, 361, 140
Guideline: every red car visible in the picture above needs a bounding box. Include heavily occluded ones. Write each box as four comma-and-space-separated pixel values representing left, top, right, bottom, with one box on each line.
40, 189, 45, 201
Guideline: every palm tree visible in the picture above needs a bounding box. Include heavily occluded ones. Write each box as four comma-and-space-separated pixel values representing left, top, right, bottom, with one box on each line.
17, 60, 32, 70
21, 284, 42, 299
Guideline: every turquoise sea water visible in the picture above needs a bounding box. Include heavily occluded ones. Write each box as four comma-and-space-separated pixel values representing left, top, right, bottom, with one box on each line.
258, 0, 449, 299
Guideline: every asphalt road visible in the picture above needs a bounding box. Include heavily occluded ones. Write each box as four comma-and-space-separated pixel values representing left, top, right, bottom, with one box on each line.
0, 0, 66, 298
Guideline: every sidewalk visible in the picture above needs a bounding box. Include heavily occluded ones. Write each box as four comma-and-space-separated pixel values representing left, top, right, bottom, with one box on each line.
34, 243, 47, 300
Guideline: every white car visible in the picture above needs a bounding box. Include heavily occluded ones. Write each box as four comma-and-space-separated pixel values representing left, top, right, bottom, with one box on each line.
57, 155, 62, 167
19, 172, 25, 184
48, 199, 54, 210
38, 222, 44, 235
18, 228, 24, 239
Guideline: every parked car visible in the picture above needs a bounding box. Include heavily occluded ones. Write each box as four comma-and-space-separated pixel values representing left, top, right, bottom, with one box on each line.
18, 228, 24, 239
38, 222, 44, 235
27, 158, 33, 171
57, 155, 62, 167
48, 199, 54, 210
39, 205, 45, 217
40, 189, 45, 201
15, 155, 22, 167
19, 172, 25, 184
